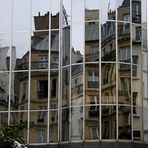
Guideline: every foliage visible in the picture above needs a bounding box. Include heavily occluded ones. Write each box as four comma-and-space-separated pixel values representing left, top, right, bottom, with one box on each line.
0, 123, 26, 148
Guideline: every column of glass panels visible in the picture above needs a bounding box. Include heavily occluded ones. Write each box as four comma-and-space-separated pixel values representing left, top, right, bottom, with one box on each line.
117, 0, 132, 140
29, 0, 50, 143
142, 0, 148, 143
84, 0, 100, 140
0, 0, 12, 131
71, 0, 84, 141
101, 0, 117, 140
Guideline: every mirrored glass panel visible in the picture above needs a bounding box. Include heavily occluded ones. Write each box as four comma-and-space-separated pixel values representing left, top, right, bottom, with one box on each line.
13, 0, 30, 32
102, 105, 116, 139
117, 0, 130, 22
0, 112, 8, 128
118, 64, 131, 105
0, 34, 11, 71
62, 0, 71, 27
49, 110, 58, 143
0, 0, 12, 33
11, 72, 29, 111
62, 26, 70, 66
85, 63, 99, 105
50, 31, 59, 69
85, 0, 100, 21
31, 32, 49, 70
30, 111, 47, 143
0, 72, 9, 111
101, 63, 116, 104
30, 71, 48, 110
118, 22, 131, 63
50, 70, 58, 110
85, 22, 99, 62
118, 106, 131, 140
71, 65, 83, 106
10, 112, 27, 143
62, 67, 70, 107
71, 0, 84, 64
85, 105, 99, 140
132, 0, 141, 24
133, 106, 142, 140
61, 108, 69, 141
71, 107, 83, 141
51, 0, 60, 30
101, 22, 116, 61
101, 0, 116, 23
32, 0, 50, 31
12, 33, 30, 71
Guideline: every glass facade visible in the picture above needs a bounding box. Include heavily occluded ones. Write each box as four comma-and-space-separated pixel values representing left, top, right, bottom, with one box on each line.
0, 0, 147, 145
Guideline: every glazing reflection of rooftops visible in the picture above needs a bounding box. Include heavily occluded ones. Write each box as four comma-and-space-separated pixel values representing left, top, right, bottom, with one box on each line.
0, 0, 147, 147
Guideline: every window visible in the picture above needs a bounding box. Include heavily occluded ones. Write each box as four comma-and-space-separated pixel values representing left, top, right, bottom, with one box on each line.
38, 80, 48, 99
119, 47, 131, 62
89, 96, 99, 104
132, 55, 138, 77
39, 55, 48, 69
133, 92, 138, 115
135, 26, 141, 41
88, 70, 99, 88
51, 79, 57, 97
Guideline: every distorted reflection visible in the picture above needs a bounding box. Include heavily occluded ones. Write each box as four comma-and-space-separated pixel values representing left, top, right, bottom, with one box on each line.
0, 34, 11, 71
32, 0, 50, 31
85, 22, 99, 62
132, 0, 141, 24
85, 0, 99, 21
49, 110, 58, 142
117, 0, 130, 22
30, 111, 47, 143
102, 106, 116, 139
0, 72, 9, 111
101, 22, 116, 61
118, 64, 131, 104
101, 0, 116, 23
62, 108, 69, 141
11, 72, 28, 111
118, 22, 131, 63
30, 71, 48, 110
101, 63, 116, 104
85, 64, 99, 104
50, 70, 58, 110
71, 65, 83, 106
118, 106, 131, 140
71, 0, 84, 64
85, 106, 99, 140
62, 67, 70, 107
71, 107, 83, 141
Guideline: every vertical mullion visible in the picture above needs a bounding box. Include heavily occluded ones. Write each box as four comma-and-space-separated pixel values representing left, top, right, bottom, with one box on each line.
130, 0, 134, 141
116, 0, 119, 141
27, 0, 32, 144
83, 0, 85, 141
47, 0, 51, 144
8, 0, 13, 125
99, 0, 102, 140
69, 0, 72, 142
58, 0, 63, 142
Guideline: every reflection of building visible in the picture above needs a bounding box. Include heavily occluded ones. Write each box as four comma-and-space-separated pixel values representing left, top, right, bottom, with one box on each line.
0, 0, 147, 148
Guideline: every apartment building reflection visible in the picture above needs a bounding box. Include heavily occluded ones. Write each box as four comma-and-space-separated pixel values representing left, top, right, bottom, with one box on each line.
0, 0, 147, 146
